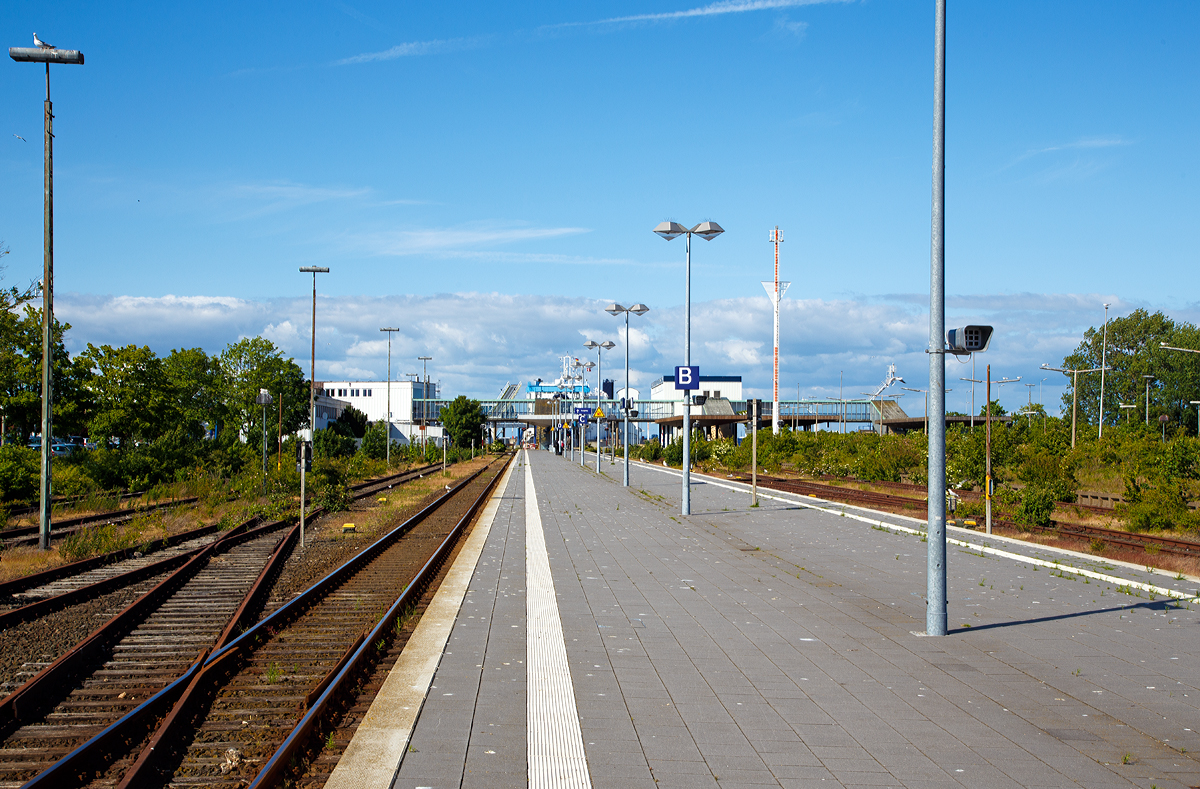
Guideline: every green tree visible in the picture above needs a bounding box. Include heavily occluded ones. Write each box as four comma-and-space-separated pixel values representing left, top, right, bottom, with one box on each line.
80, 344, 169, 445
440, 396, 486, 450
358, 421, 387, 460
163, 347, 224, 439
219, 337, 308, 442
1, 306, 91, 441
333, 405, 368, 439
1060, 309, 1200, 432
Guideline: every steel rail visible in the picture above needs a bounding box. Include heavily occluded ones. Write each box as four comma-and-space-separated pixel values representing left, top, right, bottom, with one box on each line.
248, 455, 510, 788
729, 471, 1200, 560
13, 516, 301, 789
110, 457, 506, 788
0, 496, 201, 545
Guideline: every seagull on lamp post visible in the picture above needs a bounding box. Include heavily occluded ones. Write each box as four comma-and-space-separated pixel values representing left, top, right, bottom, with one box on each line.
33, 33, 54, 49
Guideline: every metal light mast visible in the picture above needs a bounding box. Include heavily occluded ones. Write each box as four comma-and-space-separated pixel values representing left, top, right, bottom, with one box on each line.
761, 227, 790, 435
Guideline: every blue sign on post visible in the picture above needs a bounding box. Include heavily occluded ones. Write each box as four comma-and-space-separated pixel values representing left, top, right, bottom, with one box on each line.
674, 365, 700, 390
574, 407, 591, 415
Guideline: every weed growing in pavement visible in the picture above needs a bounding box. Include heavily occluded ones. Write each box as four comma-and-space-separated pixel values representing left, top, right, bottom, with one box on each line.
1121, 753, 1133, 765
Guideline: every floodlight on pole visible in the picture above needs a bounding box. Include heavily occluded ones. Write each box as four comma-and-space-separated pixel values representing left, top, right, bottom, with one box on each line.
654, 221, 723, 515
584, 339, 616, 473
298, 266, 330, 549
762, 227, 790, 435
11, 39, 84, 551
381, 328, 399, 466
607, 302, 650, 486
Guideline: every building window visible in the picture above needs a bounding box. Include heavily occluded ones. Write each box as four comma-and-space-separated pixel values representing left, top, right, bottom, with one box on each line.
366, 389, 372, 397
702, 390, 710, 398
714, 390, 721, 399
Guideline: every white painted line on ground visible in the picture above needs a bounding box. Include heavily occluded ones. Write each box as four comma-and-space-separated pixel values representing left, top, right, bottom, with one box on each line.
324, 457, 518, 789
526, 451, 591, 789
637, 461, 1200, 602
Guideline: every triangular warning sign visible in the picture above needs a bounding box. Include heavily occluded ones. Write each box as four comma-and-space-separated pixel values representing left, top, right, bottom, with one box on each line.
593, 407, 605, 419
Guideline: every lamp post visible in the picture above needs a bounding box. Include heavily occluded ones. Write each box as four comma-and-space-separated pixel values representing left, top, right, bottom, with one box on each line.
1191, 402, 1200, 438
298, 266, 330, 549
585, 340, 615, 473
256, 389, 273, 494
380, 328, 399, 466
1099, 303, 1111, 438
654, 221, 723, 515
901, 387, 951, 435
1041, 364, 1105, 448
11, 38, 85, 551
418, 356, 432, 450
1119, 403, 1136, 423
1143, 375, 1155, 425
606, 303, 650, 486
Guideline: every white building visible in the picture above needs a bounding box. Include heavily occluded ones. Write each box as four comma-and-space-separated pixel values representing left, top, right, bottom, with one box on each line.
317, 380, 443, 444
650, 374, 743, 416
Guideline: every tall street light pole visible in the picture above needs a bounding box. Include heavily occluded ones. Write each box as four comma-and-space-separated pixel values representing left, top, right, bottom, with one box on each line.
1143, 375, 1155, 425
585, 340, 615, 473
654, 221, 723, 516
762, 227, 790, 435
381, 328, 399, 466
925, 0, 948, 636
418, 356, 432, 450
11, 39, 84, 551
299, 266, 330, 549
1099, 303, 1111, 438
607, 303, 651, 486
256, 389, 273, 494
1042, 363, 1105, 448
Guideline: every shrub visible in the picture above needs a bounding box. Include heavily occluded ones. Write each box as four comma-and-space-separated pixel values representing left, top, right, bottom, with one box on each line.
358, 423, 387, 460
1015, 486, 1055, 528
313, 427, 356, 459
0, 445, 39, 503
52, 464, 98, 497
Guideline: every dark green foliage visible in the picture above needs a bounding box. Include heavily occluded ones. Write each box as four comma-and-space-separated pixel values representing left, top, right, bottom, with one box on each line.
1015, 486, 1056, 527
334, 406, 369, 439
0, 445, 38, 503
440, 396, 486, 450
313, 427, 357, 459
310, 458, 352, 512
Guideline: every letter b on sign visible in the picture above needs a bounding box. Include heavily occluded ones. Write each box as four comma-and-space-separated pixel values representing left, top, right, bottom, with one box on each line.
674, 366, 699, 391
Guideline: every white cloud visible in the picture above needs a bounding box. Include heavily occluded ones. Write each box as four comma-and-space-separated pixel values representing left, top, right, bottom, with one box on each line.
54, 289, 1149, 416
349, 223, 591, 257
555, 0, 848, 27
335, 37, 483, 65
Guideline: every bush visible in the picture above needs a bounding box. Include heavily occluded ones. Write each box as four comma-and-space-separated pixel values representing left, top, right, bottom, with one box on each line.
313, 427, 356, 459
1015, 486, 1056, 527
0, 445, 39, 503
310, 458, 352, 512
1118, 479, 1200, 533
52, 464, 98, 497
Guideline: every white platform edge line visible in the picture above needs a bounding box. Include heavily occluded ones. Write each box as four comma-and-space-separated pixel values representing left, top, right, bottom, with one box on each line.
526, 451, 592, 789
635, 461, 1200, 602
324, 457, 518, 789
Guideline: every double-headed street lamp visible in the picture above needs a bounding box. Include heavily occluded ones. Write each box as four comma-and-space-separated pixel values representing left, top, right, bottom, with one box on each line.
584, 340, 616, 473
299, 266, 330, 548
11, 37, 84, 551
654, 221, 723, 515
380, 328, 399, 466
1041, 363, 1105, 448
606, 303, 650, 486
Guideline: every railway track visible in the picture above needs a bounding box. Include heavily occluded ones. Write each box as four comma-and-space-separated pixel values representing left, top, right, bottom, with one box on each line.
0, 462, 447, 689
729, 472, 1200, 561
5, 490, 145, 521
0, 498, 201, 548
0, 518, 295, 788
19, 454, 509, 788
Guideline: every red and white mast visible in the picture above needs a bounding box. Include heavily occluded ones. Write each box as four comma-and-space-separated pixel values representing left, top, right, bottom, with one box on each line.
762, 227, 790, 434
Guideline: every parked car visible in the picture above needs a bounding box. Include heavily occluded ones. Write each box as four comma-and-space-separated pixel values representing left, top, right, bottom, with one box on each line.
50, 443, 79, 457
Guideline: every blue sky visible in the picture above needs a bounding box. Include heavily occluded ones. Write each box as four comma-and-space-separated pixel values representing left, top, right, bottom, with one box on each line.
2, 1, 1198, 414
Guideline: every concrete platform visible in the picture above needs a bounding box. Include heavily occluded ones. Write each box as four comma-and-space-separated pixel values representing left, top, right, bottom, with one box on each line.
352, 449, 1200, 788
